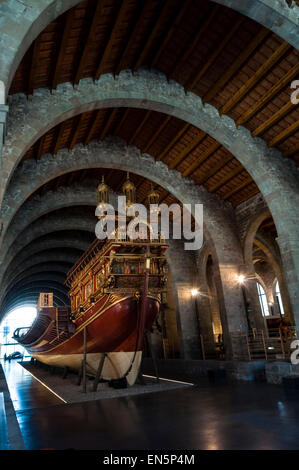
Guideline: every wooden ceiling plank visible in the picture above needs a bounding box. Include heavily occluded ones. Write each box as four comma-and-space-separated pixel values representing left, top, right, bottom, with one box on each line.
208, 165, 244, 192
197, 153, 234, 185
169, 3, 220, 80
53, 121, 68, 154
128, 110, 151, 144
95, 1, 130, 80
222, 176, 253, 200
283, 142, 299, 158
85, 109, 103, 145
113, 108, 130, 135
157, 122, 190, 162
182, 141, 221, 177
69, 114, 85, 150
150, 0, 192, 67
74, 0, 106, 85
143, 115, 171, 153
237, 62, 299, 125
115, 1, 150, 75
269, 119, 299, 147
220, 41, 291, 115
28, 36, 42, 95
203, 27, 269, 103
99, 108, 118, 141
36, 135, 46, 160
187, 17, 244, 91
252, 100, 294, 137
133, 0, 172, 71
169, 131, 206, 170
52, 10, 75, 90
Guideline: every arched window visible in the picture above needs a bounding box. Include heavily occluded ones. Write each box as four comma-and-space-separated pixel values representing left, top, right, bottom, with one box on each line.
256, 282, 270, 317
275, 281, 285, 316
0, 307, 37, 358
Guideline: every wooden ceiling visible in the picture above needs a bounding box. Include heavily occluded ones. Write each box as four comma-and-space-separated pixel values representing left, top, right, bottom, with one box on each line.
10, 0, 299, 207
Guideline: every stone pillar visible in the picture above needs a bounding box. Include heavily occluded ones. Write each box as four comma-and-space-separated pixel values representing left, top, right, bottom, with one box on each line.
213, 264, 248, 359
242, 263, 266, 331
167, 240, 202, 360
276, 233, 299, 330
173, 282, 201, 359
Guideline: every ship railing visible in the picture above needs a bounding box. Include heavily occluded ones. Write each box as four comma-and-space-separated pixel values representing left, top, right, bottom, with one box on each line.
13, 327, 31, 340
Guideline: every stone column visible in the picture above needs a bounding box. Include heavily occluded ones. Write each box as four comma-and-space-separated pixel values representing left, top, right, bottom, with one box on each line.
213, 264, 248, 359
172, 282, 201, 360
167, 240, 202, 360
242, 263, 266, 331
276, 233, 299, 331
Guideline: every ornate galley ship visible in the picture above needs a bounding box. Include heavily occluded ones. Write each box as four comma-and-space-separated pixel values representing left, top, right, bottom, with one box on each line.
14, 174, 168, 386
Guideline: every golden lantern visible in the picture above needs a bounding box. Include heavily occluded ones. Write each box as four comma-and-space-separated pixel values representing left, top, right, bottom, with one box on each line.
122, 172, 136, 208
147, 184, 160, 206
97, 175, 110, 205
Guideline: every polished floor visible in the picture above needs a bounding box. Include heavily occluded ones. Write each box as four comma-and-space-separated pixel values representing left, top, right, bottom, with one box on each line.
1, 360, 299, 450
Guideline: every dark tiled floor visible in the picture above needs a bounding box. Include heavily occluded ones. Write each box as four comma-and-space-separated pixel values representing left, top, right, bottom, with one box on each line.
2, 361, 299, 450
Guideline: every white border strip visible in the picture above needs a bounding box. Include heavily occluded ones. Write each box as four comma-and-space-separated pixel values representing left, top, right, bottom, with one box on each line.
142, 374, 194, 386
23, 367, 67, 403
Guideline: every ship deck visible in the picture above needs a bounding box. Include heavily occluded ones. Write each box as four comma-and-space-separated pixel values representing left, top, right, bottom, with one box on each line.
1, 360, 299, 450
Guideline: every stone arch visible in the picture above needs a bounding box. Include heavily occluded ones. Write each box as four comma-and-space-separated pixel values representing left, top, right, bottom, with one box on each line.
243, 209, 272, 264
0, 213, 96, 290
3, 72, 298, 246
0, 0, 297, 95
2, 183, 118, 255
5, 251, 79, 288
4, 235, 89, 279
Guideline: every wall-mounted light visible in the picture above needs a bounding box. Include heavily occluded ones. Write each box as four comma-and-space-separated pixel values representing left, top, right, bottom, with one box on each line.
237, 274, 245, 284
191, 288, 199, 297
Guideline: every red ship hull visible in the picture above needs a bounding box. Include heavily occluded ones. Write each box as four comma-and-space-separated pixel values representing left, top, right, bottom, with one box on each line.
21, 295, 159, 385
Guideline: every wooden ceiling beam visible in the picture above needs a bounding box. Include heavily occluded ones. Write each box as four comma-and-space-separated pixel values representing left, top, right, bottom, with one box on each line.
143, 115, 171, 153
203, 27, 269, 103
283, 142, 299, 158
69, 114, 85, 150
156, 122, 189, 162
99, 108, 118, 141
115, 1, 150, 75
53, 121, 68, 154
182, 141, 221, 178
196, 153, 234, 185
133, 0, 171, 71
268, 119, 299, 147
187, 17, 244, 91
237, 62, 299, 126
36, 135, 46, 161
74, 0, 105, 85
28, 36, 41, 95
169, 131, 206, 170
128, 110, 152, 145
113, 108, 130, 135
95, 1, 130, 80
150, 0, 192, 67
208, 165, 244, 192
85, 109, 103, 145
252, 100, 294, 137
220, 41, 291, 115
52, 10, 75, 90
169, 3, 220, 80
222, 176, 253, 200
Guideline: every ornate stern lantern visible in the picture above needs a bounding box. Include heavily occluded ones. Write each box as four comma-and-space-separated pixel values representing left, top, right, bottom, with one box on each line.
122, 172, 136, 209
97, 175, 110, 205
147, 184, 160, 210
